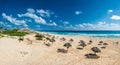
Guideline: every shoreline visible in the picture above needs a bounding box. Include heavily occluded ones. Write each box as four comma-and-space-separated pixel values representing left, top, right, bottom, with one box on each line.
34, 31, 120, 39
32, 29, 120, 38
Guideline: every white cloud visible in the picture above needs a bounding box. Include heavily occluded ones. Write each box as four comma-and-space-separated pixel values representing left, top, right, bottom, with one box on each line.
24, 19, 32, 22
36, 25, 42, 30
2, 13, 28, 27
108, 10, 113, 13
18, 12, 46, 24
64, 25, 77, 30
110, 15, 120, 20
64, 21, 120, 30
6, 25, 11, 27
75, 11, 82, 15
0, 21, 13, 29
0, 21, 5, 26
75, 24, 84, 28
63, 21, 69, 25
27, 8, 35, 13
18, 8, 59, 27
2, 8, 60, 28
6, 25, 12, 29
48, 22, 57, 26
49, 20, 52, 22
37, 9, 52, 17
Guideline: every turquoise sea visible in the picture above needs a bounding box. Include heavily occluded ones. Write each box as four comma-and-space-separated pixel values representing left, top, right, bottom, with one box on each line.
39, 31, 120, 38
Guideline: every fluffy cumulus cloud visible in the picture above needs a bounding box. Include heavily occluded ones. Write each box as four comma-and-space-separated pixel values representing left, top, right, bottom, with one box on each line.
65, 21, 120, 30
75, 11, 82, 15
0, 21, 5, 26
37, 9, 52, 17
108, 10, 113, 13
110, 15, 120, 20
1, 8, 59, 30
75, 24, 84, 28
18, 8, 58, 26
48, 22, 57, 26
63, 21, 69, 25
27, 8, 35, 13
65, 25, 77, 30
0, 21, 13, 29
2, 13, 28, 27
49, 20, 52, 22
18, 11, 46, 24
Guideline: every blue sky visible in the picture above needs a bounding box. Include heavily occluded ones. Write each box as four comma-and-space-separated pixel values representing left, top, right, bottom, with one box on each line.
1, 0, 120, 30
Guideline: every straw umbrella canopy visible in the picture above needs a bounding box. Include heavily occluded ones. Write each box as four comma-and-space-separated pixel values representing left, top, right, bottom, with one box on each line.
89, 40, 92, 43
64, 43, 72, 50
80, 43, 87, 47
60, 37, 66, 41
50, 38, 56, 44
79, 40, 85, 44
88, 40, 92, 44
69, 38, 74, 42
103, 43, 108, 45
116, 42, 119, 45
99, 41, 103, 43
79, 40, 87, 47
91, 47, 101, 54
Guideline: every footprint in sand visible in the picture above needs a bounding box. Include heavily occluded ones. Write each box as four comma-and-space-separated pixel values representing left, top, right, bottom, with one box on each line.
20, 51, 29, 57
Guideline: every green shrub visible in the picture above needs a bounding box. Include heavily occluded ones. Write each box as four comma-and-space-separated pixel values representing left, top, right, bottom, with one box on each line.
2, 29, 28, 36
35, 34, 44, 37
35, 34, 45, 40
0, 34, 4, 38
46, 37, 51, 41
36, 37, 43, 40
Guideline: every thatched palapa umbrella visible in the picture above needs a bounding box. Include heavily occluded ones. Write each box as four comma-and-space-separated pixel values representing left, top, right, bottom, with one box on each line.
89, 40, 92, 43
88, 40, 92, 44
116, 42, 119, 45
103, 43, 108, 45
60, 37, 66, 41
69, 38, 74, 42
50, 38, 55, 44
64, 43, 72, 50
80, 43, 87, 48
79, 40, 85, 44
99, 41, 103, 43
91, 47, 101, 54
79, 40, 87, 48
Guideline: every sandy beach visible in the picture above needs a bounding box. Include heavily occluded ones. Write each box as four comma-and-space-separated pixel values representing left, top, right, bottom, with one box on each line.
1, 0, 120, 65
0, 34, 120, 65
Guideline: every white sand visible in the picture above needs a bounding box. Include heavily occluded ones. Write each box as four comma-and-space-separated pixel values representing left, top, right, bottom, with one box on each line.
0, 34, 120, 65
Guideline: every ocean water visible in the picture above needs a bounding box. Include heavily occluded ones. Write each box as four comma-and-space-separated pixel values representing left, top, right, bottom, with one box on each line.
39, 31, 120, 38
